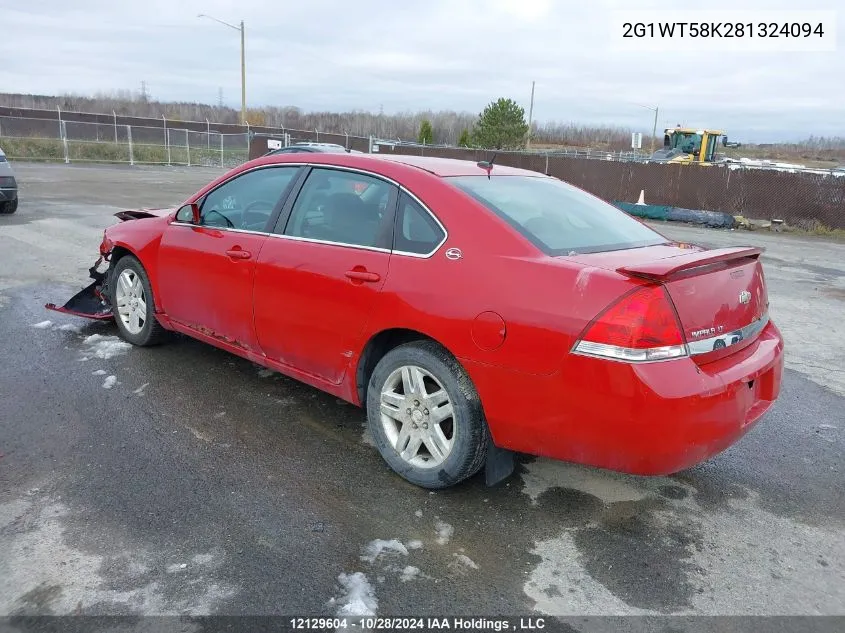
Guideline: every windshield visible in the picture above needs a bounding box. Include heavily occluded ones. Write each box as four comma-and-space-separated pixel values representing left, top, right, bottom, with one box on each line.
449, 175, 666, 255
669, 132, 702, 154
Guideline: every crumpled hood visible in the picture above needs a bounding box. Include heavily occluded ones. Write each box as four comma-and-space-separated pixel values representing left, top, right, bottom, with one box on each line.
114, 207, 176, 222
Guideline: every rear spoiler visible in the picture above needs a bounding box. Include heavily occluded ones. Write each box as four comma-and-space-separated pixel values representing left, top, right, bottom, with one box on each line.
617, 247, 763, 281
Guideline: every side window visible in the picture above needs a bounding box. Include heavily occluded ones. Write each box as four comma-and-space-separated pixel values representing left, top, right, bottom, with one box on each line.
283, 168, 396, 248
394, 192, 445, 255
199, 167, 298, 231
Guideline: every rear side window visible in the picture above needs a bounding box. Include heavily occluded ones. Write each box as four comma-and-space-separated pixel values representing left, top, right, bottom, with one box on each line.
394, 193, 445, 255
283, 168, 397, 248
449, 176, 665, 255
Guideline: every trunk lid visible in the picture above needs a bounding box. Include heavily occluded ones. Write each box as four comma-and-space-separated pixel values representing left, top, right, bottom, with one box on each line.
568, 244, 770, 361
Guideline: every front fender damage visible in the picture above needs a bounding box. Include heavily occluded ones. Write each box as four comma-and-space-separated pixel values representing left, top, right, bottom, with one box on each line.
45, 257, 113, 320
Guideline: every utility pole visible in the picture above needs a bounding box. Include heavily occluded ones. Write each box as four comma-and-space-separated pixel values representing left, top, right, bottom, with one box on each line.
526, 81, 535, 148
198, 14, 247, 125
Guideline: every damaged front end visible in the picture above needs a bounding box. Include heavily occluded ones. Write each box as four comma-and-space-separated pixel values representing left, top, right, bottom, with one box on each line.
45, 207, 169, 320
45, 256, 114, 320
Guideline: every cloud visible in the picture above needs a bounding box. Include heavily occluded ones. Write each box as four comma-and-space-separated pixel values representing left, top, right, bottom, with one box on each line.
1, 0, 843, 142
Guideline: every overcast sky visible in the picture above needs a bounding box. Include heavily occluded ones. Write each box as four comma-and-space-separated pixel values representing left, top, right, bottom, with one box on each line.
1, 0, 842, 142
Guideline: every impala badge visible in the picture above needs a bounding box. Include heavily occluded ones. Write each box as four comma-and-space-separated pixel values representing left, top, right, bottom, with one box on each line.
739, 290, 751, 305
445, 248, 463, 260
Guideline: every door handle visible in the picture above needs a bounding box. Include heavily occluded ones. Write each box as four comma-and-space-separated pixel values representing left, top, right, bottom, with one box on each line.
345, 270, 381, 283
226, 248, 252, 260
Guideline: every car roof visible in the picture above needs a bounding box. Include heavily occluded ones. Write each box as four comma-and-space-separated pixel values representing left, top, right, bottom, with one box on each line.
374, 154, 542, 177
260, 152, 544, 178
270, 146, 341, 154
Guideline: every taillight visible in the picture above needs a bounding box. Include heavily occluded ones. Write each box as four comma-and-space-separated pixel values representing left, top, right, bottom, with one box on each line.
573, 285, 688, 362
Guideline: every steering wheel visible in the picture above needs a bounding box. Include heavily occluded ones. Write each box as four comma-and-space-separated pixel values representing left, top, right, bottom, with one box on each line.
203, 208, 235, 229
242, 200, 275, 228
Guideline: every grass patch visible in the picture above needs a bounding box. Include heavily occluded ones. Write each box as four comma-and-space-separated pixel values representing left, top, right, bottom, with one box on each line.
788, 219, 845, 240
1, 136, 247, 167
0, 137, 65, 160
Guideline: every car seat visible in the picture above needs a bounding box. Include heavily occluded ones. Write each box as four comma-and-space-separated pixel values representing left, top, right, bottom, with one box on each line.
321, 192, 381, 246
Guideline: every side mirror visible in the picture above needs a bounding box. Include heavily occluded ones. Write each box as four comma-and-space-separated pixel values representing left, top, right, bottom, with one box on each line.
190, 202, 200, 224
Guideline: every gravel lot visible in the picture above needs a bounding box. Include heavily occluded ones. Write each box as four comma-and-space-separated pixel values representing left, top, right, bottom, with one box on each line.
1, 163, 843, 621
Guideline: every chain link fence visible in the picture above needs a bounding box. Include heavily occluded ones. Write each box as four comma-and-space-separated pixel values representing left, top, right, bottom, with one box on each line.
365, 143, 845, 229
0, 115, 249, 167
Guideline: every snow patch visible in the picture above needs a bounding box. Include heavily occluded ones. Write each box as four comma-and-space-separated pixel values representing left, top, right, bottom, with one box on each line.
435, 520, 454, 545
92, 369, 107, 376
399, 566, 421, 582
192, 553, 216, 566
57, 323, 81, 333
31, 320, 53, 329
83, 334, 132, 360
257, 369, 275, 378
360, 539, 408, 564
406, 540, 423, 550
102, 375, 117, 390
134, 383, 150, 396
332, 572, 378, 617
451, 553, 479, 570
414, 510, 423, 518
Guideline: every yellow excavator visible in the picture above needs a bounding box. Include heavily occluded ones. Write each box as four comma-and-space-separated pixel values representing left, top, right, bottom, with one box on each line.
650, 126, 741, 165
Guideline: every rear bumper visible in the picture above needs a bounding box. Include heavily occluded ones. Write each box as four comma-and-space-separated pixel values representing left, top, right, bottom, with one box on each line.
0, 187, 17, 202
465, 320, 784, 475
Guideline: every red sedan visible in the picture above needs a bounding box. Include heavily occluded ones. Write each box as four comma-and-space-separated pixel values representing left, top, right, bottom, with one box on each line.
48, 153, 784, 488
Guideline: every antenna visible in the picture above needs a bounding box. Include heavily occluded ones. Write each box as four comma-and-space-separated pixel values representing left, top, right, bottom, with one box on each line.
218, 87, 224, 109
476, 153, 497, 179
139, 80, 148, 102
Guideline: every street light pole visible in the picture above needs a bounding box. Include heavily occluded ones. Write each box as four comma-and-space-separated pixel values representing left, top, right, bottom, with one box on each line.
239, 20, 246, 127
198, 14, 247, 125
651, 105, 659, 155
634, 103, 660, 155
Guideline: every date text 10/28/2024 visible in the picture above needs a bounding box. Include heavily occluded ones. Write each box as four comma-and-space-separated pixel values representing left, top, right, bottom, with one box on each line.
289, 617, 547, 631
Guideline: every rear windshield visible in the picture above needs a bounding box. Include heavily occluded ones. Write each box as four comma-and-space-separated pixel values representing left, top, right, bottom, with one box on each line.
449, 175, 666, 255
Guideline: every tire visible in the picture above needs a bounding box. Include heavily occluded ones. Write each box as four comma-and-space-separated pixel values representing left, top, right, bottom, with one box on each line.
366, 340, 488, 489
110, 255, 169, 346
1, 199, 16, 214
